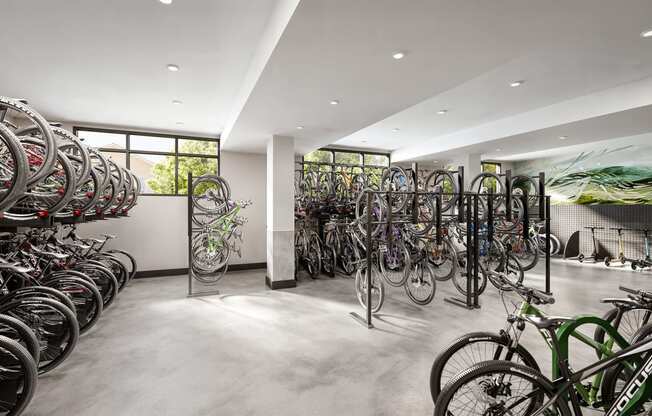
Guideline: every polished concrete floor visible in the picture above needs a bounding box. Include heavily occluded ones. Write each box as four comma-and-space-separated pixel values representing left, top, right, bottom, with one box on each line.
26, 261, 652, 416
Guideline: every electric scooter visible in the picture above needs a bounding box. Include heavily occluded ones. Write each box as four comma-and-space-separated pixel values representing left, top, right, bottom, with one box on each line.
631, 228, 652, 270
604, 228, 636, 267
578, 226, 604, 263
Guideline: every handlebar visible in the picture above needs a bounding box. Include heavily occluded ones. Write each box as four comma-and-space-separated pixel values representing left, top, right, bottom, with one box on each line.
489, 270, 555, 305
620, 286, 652, 301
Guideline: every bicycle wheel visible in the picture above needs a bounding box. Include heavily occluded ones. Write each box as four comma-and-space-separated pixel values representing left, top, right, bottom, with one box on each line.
503, 235, 539, 271
0, 335, 38, 416
452, 251, 488, 297
322, 244, 337, 277
434, 361, 568, 416
404, 262, 436, 305
191, 175, 231, 214
304, 234, 322, 278
90, 253, 129, 292
0, 124, 28, 213
43, 276, 103, 335
1, 96, 57, 186
74, 263, 119, 309
354, 263, 384, 313
380, 166, 411, 213
355, 189, 385, 238
106, 249, 138, 282
0, 314, 40, 365
594, 307, 651, 347
340, 239, 359, 276
0, 297, 79, 374
488, 254, 524, 291
429, 331, 540, 403
427, 238, 458, 282
423, 169, 459, 212
378, 241, 409, 287
601, 323, 652, 413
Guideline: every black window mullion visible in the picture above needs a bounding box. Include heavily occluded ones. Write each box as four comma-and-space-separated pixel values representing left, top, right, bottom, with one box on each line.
174, 138, 179, 195
125, 133, 130, 169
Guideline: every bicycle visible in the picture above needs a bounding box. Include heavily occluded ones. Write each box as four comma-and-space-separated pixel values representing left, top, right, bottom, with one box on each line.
430, 276, 650, 411
434, 309, 652, 416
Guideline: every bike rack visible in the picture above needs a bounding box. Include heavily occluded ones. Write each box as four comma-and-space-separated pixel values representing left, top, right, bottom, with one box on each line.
186, 171, 222, 298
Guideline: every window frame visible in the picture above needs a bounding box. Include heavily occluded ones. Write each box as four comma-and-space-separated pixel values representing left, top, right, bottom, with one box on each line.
481, 161, 501, 175
73, 126, 220, 196
302, 147, 391, 169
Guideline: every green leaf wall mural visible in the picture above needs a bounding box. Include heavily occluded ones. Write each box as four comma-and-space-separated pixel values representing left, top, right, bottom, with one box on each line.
513, 134, 652, 205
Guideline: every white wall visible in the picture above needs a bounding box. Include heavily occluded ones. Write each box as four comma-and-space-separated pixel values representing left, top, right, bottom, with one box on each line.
77, 150, 266, 272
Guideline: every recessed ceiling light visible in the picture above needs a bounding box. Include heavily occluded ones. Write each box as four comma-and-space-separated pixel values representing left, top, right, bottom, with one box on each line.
392, 51, 405, 60
433, 160, 439, 163
159, 0, 172, 4
361, 139, 367, 143
641, 29, 652, 38
167, 64, 180, 72
296, 126, 304, 130
559, 135, 567, 140
329, 100, 340, 105
496, 148, 502, 152
176, 121, 184, 125
392, 128, 400, 132
437, 109, 448, 115
172, 100, 182, 105
509, 80, 524, 87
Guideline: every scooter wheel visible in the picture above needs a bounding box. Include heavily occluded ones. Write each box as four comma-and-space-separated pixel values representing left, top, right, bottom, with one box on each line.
578, 254, 584, 263
604, 257, 610, 267
631, 262, 638, 270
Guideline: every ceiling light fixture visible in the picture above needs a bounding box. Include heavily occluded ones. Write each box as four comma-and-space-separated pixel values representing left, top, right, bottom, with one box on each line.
433, 160, 439, 163
172, 100, 182, 105
641, 29, 652, 38
509, 80, 524, 87
361, 139, 367, 143
176, 121, 184, 125
392, 128, 400, 132
296, 126, 304, 130
167, 64, 180, 72
159, 0, 173, 4
330, 100, 340, 105
437, 109, 448, 115
392, 51, 405, 60
559, 135, 567, 140
496, 148, 502, 152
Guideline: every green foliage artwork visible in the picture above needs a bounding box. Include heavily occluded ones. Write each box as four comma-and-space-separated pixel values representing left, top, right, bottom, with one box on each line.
513, 134, 652, 205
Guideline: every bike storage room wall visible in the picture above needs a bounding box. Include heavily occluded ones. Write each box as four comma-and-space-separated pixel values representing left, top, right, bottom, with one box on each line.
2, 1, 652, 416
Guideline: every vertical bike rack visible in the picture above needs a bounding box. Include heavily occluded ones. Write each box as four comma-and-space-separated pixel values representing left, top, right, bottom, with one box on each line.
187, 171, 221, 297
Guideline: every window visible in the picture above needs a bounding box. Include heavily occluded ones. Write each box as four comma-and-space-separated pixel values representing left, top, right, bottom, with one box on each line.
364, 154, 389, 167
74, 127, 219, 196
481, 162, 501, 193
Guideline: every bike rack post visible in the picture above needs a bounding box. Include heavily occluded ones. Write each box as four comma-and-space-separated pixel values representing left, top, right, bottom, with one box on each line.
487, 188, 494, 246
411, 162, 419, 225
505, 169, 512, 220
435, 193, 442, 245
522, 191, 529, 240
538, 172, 546, 220
457, 166, 465, 222
365, 190, 373, 328
387, 189, 393, 251
473, 193, 480, 309
187, 171, 192, 297
545, 195, 551, 294
444, 192, 476, 310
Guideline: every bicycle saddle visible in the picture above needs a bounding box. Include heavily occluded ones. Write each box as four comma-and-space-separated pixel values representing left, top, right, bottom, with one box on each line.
0, 262, 33, 274
524, 315, 573, 330
83, 237, 104, 244
30, 246, 69, 260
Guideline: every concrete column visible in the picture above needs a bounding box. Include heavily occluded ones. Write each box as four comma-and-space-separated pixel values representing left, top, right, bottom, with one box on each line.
464, 153, 482, 190
265, 135, 296, 289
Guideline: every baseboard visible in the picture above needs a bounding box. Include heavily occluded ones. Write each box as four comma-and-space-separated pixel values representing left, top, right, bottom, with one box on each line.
134, 262, 267, 279
265, 275, 297, 290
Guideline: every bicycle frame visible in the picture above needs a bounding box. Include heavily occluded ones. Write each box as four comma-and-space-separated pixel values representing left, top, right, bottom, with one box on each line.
505, 299, 631, 408
532, 334, 652, 416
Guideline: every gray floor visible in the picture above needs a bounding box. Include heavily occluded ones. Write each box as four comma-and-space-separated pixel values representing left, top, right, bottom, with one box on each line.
26, 261, 652, 416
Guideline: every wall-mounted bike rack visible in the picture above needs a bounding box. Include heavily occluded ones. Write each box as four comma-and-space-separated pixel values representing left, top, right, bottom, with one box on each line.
186, 171, 222, 298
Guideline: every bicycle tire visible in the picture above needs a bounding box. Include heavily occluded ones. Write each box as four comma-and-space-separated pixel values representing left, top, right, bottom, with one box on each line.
0, 334, 38, 416
434, 360, 569, 416
0, 314, 40, 365
429, 331, 540, 403
0, 124, 28, 212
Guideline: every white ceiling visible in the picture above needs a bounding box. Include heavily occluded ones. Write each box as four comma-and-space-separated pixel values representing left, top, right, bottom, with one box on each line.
4, 1, 652, 161
0, 0, 278, 137
223, 0, 652, 159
